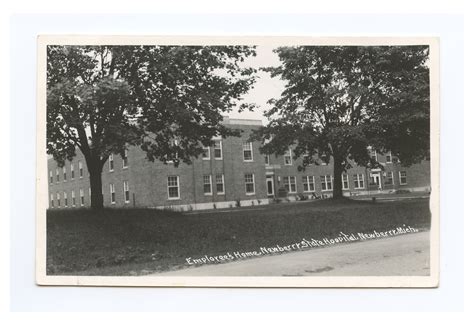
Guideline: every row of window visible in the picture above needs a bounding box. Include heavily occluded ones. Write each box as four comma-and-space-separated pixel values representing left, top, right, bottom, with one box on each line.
49, 161, 85, 184
49, 152, 129, 184
176, 139, 397, 165
51, 173, 253, 207
50, 170, 409, 208
202, 141, 223, 160
167, 173, 255, 200
50, 181, 131, 208
282, 171, 407, 193
202, 142, 313, 165
108, 151, 128, 171
51, 147, 400, 186
370, 149, 399, 164
266, 148, 397, 167
202, 174, 226, 196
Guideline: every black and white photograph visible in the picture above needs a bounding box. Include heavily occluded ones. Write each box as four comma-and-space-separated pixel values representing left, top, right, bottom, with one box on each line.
36, 36, 439, 287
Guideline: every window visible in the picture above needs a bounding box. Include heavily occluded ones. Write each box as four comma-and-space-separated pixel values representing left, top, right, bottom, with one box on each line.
386, 152, 392, 163
284, 176, 297, 193
203, 175, 212, 195
57, 192, 61, 207
370, 149, 378, 161
399, 171, 407, 185
264, 155, 270, 165
342, 174, 349, 190
80, 189, 85, 206
320, 175, 333, 191
284, 149, 293, 165
123, 181, 130, 203
302, 176, 315, 192
243, 142, 253, 161
79, 161, 83, 178
214, 141, 223, 160
63, 167, 67, 182
303, 154, 312, 165
202, 146, 211, 160
50, 194, 54, 208
167, 139, 180, 163
123, 150, 128, 168
71, 190, 76, 207
63, 191, 68, 207
49, 170, 53, 184
353, 174, 365, 189
109, 154, 114, 171
70, 163, 75, 180
216, 174, 225, 194
110, 183, 116, 204
385, 172, 394, 185
56, 168, 59, 183
244, 173, 255, 194
320, 153, 328, 166
167, 176, 180, 199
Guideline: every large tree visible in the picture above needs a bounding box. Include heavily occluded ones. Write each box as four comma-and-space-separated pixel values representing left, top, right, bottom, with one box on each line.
47, 45, 256, 209
256, 46, 430, 199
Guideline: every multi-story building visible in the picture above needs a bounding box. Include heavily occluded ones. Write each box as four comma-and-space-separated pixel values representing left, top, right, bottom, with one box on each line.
47, 117, 431, 211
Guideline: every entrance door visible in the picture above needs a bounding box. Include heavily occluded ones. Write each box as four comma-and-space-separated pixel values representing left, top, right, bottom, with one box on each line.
266, 177, 274, 196
370, 173, 382, 190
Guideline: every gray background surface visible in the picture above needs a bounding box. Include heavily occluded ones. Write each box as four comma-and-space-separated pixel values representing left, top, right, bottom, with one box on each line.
10, 13, 463, 311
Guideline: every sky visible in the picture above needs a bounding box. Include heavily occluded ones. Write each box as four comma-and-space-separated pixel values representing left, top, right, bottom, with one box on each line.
227, 45, 286, 125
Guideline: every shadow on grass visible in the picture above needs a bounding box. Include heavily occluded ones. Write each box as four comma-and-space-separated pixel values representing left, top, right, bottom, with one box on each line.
46, 198, 431, 276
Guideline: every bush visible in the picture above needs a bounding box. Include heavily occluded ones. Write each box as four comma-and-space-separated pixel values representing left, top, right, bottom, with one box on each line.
277, 187, 287, 198
395, 189, 411, 194
297, 194, 307, 201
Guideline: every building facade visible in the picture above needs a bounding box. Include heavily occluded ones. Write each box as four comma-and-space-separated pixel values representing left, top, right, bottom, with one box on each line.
47, 118, 431, 211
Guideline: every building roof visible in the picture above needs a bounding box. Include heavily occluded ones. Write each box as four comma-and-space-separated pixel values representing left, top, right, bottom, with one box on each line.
222, 116, 262, 126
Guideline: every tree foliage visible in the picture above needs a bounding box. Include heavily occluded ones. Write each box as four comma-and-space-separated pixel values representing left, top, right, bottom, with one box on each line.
255, 46, 430, 198
47, 45, 257, 208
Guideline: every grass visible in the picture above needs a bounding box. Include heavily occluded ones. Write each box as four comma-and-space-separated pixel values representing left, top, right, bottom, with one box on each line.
46, 198, 431, 276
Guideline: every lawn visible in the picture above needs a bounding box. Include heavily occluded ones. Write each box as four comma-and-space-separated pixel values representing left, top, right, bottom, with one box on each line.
46, 198, 431, 276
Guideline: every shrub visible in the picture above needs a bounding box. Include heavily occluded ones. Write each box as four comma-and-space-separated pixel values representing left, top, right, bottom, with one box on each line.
395, 189, 411, 194
297, 193, 307, 201
277, 187, 287, 198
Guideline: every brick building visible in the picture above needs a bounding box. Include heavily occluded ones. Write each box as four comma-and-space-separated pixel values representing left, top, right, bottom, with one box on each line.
47, 117, 431, 211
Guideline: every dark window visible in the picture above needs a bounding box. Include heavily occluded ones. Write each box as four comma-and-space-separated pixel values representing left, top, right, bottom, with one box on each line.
214, 141, 222, 159
123, 181, 130, 202
399, 171, 407, 185
203, 175, 212, 195
167, 176, 180, 199
216, 174, 225, 194
244, 173, 255, 194
123, 150, 128, 168
243, 142, 253, 161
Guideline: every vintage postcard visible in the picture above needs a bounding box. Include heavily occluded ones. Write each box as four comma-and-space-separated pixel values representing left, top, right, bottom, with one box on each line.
36, 36, 439, 287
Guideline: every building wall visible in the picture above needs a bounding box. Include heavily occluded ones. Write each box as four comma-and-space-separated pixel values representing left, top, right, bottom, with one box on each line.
47, 119, 431, 210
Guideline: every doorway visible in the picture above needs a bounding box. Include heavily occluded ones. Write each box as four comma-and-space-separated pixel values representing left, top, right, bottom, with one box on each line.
266, 176, 274, 196
370, 172, 382, 190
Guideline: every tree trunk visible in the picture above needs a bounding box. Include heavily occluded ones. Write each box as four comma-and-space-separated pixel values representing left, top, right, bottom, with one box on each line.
332, 154, 344, 199
88, 157, 104, 209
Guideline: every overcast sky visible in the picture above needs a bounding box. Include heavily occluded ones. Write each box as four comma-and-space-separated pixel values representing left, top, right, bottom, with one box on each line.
227, 45, 286, 125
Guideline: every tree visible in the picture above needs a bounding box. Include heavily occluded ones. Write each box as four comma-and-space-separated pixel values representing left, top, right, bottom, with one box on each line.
47, 45, 257, 209
255, 46, 430, 199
